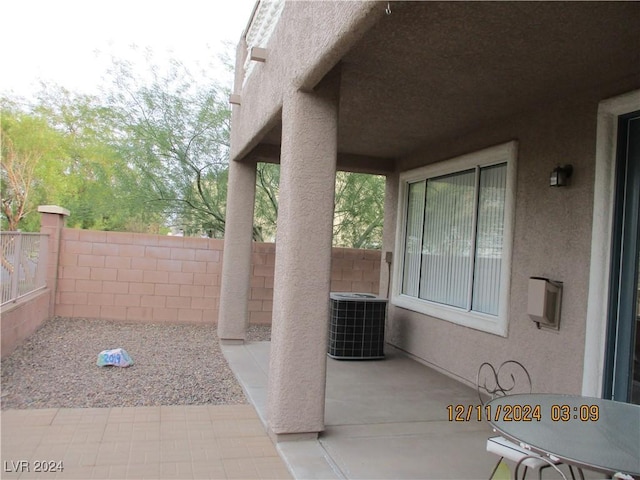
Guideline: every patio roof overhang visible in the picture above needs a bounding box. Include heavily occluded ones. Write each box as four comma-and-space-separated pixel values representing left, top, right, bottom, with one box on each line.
243, 1, 640, 173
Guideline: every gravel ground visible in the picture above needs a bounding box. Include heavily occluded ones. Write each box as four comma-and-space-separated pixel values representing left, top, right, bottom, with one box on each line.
1, 317, 271, 410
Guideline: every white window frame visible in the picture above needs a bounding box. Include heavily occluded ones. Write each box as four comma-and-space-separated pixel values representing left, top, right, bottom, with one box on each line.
582, 89, 640, 397
392, 141, 518, 336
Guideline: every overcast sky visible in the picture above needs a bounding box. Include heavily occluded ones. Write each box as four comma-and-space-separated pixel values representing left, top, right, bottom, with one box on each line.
1, 0, 256, 98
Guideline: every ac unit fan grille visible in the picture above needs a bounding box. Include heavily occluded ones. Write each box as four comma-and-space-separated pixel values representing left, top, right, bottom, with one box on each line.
328, 293, 386, 360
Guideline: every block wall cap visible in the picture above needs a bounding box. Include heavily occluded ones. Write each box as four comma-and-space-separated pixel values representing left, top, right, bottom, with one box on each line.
37, 205, 70, 216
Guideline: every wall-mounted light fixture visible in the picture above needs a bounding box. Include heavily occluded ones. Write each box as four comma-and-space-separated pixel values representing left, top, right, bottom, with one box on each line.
549, 165, 573, 187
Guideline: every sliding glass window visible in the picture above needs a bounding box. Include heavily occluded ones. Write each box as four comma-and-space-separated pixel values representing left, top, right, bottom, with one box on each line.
394, 142, 516, 336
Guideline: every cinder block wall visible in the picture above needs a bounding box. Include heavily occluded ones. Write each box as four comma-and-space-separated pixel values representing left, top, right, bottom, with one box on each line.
56, 229, 381, 324
56, 230, 223, 323
248, 245, 382, 324
1, 290, 50, 358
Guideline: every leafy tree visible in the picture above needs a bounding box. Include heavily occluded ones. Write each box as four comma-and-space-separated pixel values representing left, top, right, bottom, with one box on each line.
251, 161, 385, 248
1, 88, 168, 233
1, 101, 65, 231
254, 163, 280, 242
104, 55, 231, 237
32, 86, 140, 231
333, 172, 385, 249
1, 51, 232, 236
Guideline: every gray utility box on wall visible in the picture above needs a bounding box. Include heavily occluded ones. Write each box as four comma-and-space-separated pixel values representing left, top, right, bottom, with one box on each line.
328, 293, 387, 360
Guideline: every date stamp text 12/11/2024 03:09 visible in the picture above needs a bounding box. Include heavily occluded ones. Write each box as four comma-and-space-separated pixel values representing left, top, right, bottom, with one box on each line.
447, 404, 600, 422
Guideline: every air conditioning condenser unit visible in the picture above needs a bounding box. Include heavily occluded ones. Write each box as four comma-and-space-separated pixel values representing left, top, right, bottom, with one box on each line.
328, 292, 387, 360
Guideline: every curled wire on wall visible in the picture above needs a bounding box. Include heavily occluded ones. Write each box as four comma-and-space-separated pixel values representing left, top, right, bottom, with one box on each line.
385, 2, 392, 15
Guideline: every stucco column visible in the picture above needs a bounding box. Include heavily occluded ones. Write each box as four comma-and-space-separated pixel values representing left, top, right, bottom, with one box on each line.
38, 205, 70, 317
267, 80, 339, 440
218, 160, 257, 343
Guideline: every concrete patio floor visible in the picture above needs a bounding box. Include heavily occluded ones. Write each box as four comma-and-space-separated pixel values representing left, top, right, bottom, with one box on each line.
221, 341, 499, 480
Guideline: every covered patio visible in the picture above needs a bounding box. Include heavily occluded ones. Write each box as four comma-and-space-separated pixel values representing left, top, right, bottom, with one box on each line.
220, 1, 640, 444
222, 340, 604, 479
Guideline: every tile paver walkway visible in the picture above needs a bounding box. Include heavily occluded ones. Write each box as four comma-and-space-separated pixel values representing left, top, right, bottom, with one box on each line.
1, 405, 292, 479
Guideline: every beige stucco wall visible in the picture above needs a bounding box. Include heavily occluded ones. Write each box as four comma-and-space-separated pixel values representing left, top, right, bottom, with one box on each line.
388, 82, 639, 395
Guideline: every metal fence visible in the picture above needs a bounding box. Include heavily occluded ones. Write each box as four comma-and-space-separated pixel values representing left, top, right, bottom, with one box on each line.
1, 232, 48, 307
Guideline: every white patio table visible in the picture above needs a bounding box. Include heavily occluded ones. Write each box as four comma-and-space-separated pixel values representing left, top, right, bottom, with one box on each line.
486, 393, 640, 477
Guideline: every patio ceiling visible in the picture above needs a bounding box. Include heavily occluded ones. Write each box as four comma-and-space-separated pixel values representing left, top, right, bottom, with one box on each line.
256, 1, 640, 169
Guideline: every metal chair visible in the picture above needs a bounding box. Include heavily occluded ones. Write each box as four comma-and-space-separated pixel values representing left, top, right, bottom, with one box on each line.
515, 457, 632, 480
514, 455, 568, 480
477, 361, 581, 480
